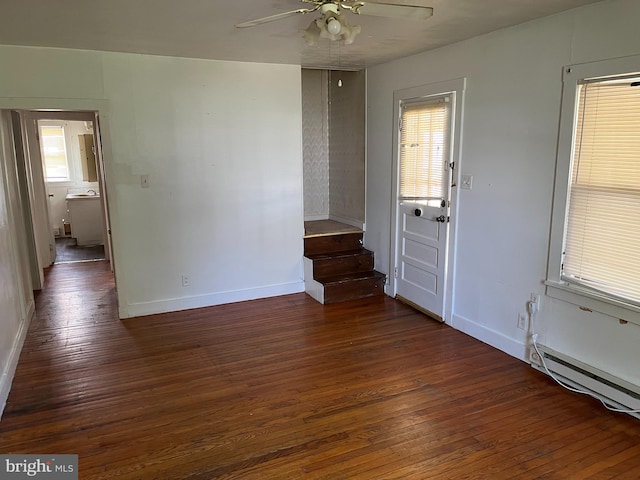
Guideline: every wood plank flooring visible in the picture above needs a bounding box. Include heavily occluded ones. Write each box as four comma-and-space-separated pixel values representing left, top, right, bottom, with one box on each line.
1, 261, 640, 479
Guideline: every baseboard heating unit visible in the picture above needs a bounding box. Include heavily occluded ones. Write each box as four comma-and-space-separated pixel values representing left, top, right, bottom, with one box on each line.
531, 344, 640, 420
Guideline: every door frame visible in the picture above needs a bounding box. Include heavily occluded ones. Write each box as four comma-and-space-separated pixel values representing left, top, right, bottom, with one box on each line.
388, 78, 465, 324
0, 97, 120, 307
27, 111, 113, 265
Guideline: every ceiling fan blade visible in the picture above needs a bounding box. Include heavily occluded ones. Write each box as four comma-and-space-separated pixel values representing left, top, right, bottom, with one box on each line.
347, 2, 434, 20
235, 8, 317, 28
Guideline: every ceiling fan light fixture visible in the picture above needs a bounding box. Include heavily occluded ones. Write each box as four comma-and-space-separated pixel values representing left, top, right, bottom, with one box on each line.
300, 19, 321, 45
302, 9, 360, 45
237, 0, 433, 48
340, 18, 361, 45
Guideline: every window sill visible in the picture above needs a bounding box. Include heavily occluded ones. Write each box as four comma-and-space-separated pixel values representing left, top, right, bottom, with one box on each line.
545, 280, 640, 327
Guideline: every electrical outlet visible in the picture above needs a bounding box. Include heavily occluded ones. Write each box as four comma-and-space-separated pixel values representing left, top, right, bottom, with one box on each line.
530, 293, 541, 306
182, 274, 190, 287
530, 351, 542, 366
517, 312, 527, 330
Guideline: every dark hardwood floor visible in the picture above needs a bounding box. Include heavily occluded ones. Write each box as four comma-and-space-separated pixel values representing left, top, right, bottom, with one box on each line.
1, 261, 640, 479
55, 237, 105, 263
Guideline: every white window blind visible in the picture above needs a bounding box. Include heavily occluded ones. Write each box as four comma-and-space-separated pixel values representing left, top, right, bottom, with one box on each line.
40, 126, 70, 181
399, 98, 449, 200
562, 77, 640, 305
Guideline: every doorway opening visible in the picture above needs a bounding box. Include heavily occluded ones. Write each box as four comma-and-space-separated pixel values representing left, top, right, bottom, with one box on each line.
37, 118, 107, 264
7, 107, 116, 292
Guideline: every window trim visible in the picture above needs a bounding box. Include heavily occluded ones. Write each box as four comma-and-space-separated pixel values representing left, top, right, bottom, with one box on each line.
547, 54, 640, 325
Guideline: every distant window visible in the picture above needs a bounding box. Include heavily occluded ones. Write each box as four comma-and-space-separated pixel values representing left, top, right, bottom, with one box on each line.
40, 126, 69, 182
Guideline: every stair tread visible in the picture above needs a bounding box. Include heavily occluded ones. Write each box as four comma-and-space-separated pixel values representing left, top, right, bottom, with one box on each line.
305, 248, 372, 260
316, 270, 385, 286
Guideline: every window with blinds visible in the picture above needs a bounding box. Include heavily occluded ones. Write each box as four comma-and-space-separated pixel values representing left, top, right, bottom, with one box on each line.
562, 77, 640, 305
40, 125, 70, 182
399, 97, 449, 202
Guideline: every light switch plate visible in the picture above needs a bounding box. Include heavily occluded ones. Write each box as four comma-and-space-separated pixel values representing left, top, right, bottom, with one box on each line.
461, 174, 473, 190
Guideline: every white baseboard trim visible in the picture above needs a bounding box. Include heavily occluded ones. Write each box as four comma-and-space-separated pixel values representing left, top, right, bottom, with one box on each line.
120, 281, 305, 319
0, 300, 35, 420
451, 313, 528, 361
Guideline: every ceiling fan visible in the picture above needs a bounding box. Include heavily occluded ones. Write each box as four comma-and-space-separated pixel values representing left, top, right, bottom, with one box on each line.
236, 1, 434, 45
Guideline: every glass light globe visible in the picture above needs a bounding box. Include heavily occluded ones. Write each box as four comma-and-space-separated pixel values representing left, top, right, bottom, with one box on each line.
327, 18, 342, 35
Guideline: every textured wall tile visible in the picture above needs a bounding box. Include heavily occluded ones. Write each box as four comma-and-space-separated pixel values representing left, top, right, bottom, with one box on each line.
329, 70, 365, 224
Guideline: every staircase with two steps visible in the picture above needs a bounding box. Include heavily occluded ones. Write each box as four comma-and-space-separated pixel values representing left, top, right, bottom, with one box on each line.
304, 221, 386, 304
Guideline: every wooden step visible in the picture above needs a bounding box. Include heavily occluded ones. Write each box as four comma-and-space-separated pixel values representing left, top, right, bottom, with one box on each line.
317, 271, 386, 304
306, 248, 374, 277
304, 232, 363, 256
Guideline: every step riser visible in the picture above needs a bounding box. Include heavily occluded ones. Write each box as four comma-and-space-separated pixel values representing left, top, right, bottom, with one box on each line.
304, 231, 384, 305
312, 254, 373, 277
324, 277, 385, 304
304, 233, 363, 256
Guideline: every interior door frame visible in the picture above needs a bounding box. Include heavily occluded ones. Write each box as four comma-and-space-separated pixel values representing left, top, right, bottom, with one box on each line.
28, 111, 113, 264
388, 78, 466, 324
0, 97, 120, 305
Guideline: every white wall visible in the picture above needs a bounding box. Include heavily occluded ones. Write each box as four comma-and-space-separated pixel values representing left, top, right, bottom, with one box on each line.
366, 0, 640, 386
0, 110, 35, 416
0, 46, 304, 319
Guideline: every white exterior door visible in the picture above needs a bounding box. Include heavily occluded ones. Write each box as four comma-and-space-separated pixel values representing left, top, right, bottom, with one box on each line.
396, 199, 448, 319
394, 94, 453, 321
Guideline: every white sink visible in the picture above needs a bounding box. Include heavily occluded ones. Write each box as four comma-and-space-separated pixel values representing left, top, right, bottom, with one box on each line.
66, 193, 100, 200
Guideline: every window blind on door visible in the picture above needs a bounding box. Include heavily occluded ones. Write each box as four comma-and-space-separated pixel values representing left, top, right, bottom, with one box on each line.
562, 78, 640, 304
399, 98, 449, 200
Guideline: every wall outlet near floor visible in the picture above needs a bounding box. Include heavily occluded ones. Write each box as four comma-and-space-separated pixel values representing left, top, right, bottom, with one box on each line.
182, 274, 190, 287
530, 350, 542, 367
517, 312, 527, 330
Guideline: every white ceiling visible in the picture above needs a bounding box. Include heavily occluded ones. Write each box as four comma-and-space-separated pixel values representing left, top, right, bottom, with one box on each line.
0, 0, 603, 70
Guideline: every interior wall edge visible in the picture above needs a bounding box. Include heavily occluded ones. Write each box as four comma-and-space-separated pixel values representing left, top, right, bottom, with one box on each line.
0, 300, 34, 420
